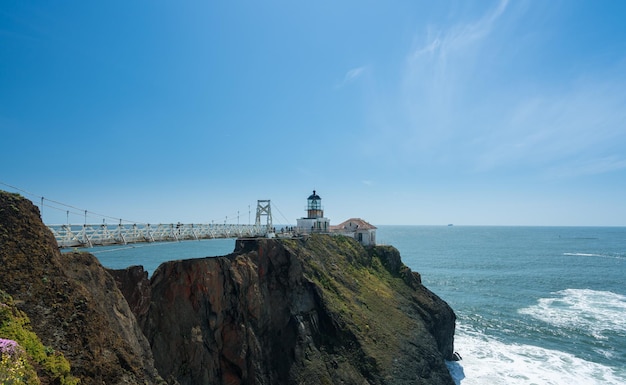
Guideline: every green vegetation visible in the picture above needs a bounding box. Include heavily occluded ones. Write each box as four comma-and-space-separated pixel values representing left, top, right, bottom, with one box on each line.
0, 290, 80, 385
297, 235, 420, 371
1, 337, 35, 385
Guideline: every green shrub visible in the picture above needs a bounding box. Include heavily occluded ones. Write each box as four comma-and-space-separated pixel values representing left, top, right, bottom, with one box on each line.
0, 291, 80, 385
0, 337, 39, 384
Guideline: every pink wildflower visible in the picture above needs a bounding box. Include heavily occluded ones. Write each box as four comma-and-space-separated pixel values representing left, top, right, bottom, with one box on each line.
0, 339, 20, 357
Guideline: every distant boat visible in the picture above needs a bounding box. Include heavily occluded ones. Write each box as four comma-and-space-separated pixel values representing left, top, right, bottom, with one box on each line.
447, 224, 454, 226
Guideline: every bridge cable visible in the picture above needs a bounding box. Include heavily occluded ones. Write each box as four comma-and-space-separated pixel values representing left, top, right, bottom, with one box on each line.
270, 202, 292, 227
2, 181, 267, 228
1, 181, 142, 224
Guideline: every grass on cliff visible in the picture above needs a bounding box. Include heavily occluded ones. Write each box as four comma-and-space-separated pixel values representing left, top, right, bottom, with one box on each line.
0, 290, 80, 385
297, 235, 420, 371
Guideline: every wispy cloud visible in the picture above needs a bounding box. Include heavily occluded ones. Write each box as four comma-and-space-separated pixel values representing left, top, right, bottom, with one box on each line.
546, 156, 626, 179
363, 0, 626, 183
374, 0, 512, 164
473, 76, 626, 177
336, 66, 367, 88
409, 0, 509, 66
345, 66, 366, 82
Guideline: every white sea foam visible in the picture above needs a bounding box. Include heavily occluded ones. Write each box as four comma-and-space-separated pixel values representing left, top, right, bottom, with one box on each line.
563, 252, 626, 260
563, 252, 603, 257
452, 325, 626, 385
518, 289, 626, 339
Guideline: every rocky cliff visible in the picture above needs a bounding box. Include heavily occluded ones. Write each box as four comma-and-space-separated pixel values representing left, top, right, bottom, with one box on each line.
1, 191, 456, 385
0, 191, 164, 384
120, 235, 456, 385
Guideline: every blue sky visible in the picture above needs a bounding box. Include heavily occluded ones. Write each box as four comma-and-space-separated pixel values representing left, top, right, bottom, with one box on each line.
2, 0, 625, 226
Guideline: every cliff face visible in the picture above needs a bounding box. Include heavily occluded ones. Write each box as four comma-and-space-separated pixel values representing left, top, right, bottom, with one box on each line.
133, 235, 456, 385
0, 191, 164, 384
0, 191, 456, 385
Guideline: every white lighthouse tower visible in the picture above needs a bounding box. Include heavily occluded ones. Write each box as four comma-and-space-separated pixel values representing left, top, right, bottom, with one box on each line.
297, 190, 330, 234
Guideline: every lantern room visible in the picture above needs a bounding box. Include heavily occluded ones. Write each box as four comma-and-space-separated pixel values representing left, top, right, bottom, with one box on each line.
307, 190, 323, 219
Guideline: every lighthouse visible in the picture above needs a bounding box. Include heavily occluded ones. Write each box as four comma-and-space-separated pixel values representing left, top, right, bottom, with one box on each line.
297, 190, 330, 234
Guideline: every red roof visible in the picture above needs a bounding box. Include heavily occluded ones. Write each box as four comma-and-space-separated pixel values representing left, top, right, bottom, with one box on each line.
331, 218, 377, 231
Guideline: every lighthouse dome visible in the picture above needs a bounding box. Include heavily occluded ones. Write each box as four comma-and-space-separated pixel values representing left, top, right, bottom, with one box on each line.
308, 190, 321, 200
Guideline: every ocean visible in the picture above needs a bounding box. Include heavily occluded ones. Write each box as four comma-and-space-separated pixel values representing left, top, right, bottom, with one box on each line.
78, 226, 626, 385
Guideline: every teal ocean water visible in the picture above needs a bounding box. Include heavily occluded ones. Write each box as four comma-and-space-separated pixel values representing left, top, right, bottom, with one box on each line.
378, 226, 626, 385
80, 226, 626, 385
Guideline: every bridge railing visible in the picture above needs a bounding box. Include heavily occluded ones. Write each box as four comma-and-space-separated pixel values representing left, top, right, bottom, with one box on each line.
48, 223, 269, 248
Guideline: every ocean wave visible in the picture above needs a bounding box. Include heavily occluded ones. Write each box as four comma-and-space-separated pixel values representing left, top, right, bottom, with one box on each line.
563, 252, 625, 260
563, 252, 602, 257
518, 289, 626, 340
452, 324, 625, 385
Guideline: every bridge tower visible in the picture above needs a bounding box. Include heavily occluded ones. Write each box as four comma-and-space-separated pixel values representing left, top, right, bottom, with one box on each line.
255, 200, 273, 233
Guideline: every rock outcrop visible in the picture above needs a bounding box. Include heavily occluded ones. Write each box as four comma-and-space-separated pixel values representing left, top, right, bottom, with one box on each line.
108, 265, 152, 329
0, 191, 164, 384
130, 235, 456, 385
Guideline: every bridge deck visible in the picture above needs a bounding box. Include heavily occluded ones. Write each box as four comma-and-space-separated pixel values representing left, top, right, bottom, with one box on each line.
48, 223, 270, 248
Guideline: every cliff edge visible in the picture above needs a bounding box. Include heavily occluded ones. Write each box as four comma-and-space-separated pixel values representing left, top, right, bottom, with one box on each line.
129, 235, 456, 385
0, 191, 164, 384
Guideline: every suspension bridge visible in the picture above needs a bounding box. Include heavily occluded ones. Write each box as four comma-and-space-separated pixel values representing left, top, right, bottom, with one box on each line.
2, 182, 284, 248
48, 200, 275, 248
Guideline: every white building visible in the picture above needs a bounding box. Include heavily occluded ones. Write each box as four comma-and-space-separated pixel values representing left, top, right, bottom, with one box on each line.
331, 218, 377, 246
296, 190, 330, 234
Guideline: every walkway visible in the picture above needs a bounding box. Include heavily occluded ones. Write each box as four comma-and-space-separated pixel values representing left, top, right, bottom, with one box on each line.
49, 222, 270, 248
